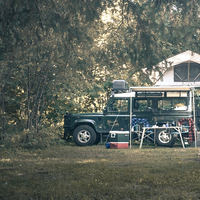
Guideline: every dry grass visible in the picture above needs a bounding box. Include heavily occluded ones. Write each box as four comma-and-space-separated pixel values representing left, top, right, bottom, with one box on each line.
1, 142, 200, 200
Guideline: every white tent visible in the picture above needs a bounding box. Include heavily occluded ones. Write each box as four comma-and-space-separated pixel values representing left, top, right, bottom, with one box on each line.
159, 50, 200, 66
153, 50, 200, 87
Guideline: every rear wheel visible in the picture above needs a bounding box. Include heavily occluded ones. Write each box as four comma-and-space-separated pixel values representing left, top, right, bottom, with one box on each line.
73, 125, 96, 146
155, 129, 176, 147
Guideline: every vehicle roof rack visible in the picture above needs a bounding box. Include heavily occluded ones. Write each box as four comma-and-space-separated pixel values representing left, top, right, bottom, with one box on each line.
130, 86, 193, 92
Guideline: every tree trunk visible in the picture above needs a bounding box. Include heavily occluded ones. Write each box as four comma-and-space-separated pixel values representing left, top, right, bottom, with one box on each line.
0, 62, 13, 143
0, 87, 5, 143
35, 68, 49, 133
27, 65, 31, 130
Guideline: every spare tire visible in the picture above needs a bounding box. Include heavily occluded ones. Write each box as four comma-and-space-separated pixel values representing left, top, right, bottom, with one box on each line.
155, 129, 176, 147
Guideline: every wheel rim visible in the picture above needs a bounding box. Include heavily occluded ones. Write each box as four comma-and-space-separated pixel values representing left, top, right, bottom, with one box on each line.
158, 130, 172, 144
77, 130, 91, 143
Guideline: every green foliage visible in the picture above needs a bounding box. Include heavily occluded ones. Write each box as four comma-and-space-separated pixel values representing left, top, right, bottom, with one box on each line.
1, 0, 200, 140
3, 127, 64, 149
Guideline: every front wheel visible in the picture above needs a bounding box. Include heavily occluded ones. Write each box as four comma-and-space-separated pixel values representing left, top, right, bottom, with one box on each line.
73, 125, 96, 146
155, 129, 176, 147
93, 133, 101, 145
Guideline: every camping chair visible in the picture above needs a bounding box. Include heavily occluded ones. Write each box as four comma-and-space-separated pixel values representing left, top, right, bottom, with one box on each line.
170, 126, 189, 148
132, 124, 154, 143
132, 124, 142, 142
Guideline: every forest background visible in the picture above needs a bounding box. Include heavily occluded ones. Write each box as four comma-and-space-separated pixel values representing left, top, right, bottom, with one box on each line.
1, 0, 200, 147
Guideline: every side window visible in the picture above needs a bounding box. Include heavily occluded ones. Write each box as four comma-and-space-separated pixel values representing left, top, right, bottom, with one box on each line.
158, 100, 172, 110
172, 99, 187, 110
108, 99, 128, 112
134, 99, 152, 111
196, 98, 200, 110
158, 98, 187, 110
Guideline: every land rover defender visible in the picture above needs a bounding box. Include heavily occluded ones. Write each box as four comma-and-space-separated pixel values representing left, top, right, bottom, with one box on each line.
64, 80, 200, 146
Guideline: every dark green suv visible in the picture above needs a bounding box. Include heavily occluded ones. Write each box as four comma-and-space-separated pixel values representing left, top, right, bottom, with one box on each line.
64, 80, 198, 146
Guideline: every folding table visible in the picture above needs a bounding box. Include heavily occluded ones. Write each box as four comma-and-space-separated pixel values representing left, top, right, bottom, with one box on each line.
139, 126, 186, 149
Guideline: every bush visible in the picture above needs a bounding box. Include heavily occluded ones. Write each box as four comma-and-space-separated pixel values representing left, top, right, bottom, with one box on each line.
3, 127, 65, 149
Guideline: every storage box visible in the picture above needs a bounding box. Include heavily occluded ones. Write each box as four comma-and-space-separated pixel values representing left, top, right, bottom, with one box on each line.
109, 131, 130, 142
112, 80, 128, 90
110, 142, 129, 149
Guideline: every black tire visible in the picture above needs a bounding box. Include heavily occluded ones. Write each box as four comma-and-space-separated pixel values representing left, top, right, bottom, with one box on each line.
94, 133, 101, 145
155, 129, 176, 147
73, 125, 96, 146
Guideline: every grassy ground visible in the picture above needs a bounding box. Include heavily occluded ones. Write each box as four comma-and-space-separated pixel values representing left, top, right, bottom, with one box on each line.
1, 141, 200, 200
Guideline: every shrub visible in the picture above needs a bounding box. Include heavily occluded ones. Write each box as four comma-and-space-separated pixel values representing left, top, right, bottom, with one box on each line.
3, 127, 65, 149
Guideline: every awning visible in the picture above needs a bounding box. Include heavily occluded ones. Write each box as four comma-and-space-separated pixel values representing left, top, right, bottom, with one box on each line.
130, 86, 193, 92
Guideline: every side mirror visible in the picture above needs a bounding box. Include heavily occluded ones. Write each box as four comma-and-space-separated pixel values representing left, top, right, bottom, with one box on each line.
103, 107, 107, 115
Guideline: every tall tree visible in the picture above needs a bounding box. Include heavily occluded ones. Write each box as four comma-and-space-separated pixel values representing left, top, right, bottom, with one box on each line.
1, 0, 200, 139
0, 0, 109, 134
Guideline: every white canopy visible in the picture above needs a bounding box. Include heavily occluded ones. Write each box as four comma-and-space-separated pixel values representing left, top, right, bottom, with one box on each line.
153, 50, 200, 87
158, 50, 200, 68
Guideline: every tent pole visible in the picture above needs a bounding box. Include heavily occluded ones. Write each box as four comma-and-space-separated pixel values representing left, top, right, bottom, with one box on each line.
130, 96, 132, 149
193, 89, 197, 148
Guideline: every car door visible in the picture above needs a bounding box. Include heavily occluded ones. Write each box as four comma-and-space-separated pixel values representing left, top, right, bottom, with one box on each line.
104, 97, 129, 131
